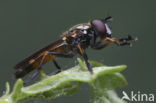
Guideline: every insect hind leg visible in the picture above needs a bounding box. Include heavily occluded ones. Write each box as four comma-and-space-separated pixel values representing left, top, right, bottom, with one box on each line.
24, 54, 46, 85
47, 51, 74, 58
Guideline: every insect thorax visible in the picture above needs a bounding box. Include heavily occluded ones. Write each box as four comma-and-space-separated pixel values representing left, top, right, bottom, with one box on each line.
61, 23, 95, 50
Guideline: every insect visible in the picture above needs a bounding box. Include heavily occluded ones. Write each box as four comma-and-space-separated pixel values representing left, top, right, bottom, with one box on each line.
14, 16, 137, 83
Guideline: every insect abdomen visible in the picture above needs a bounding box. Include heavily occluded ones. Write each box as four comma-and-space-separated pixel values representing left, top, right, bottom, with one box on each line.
14, 39, 67, 78
14, 54, 54, 78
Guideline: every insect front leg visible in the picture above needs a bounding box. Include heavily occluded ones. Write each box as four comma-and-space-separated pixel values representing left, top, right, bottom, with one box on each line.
117, 35, 138, 46
91, 37, 114, 49
91, 35, 137, 49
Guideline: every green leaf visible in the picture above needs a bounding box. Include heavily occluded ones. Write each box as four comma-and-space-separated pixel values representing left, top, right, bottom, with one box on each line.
0, 58, 127, 103
90, 73, 127, 103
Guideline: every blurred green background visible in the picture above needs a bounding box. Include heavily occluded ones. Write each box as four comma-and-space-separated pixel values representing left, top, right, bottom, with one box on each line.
0, 0, 155, 103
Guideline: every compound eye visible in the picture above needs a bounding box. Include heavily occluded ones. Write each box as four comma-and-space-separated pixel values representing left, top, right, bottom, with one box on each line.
91, 19, 106, 35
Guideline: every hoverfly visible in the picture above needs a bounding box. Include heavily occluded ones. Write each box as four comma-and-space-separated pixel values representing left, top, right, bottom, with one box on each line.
14, 16, 137, 83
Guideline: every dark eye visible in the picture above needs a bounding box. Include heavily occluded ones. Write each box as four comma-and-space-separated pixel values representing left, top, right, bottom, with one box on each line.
91, 19, 106, 35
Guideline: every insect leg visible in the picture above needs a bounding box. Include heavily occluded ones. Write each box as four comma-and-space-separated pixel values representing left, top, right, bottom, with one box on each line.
91, 37, 114, 49
77, 44, 93, 73
92, 36, 137, 49
47, 51, 74, 58
117, 35, 138, 46
52, 59, 62, 74
48, 51, 75, 74
24, 54, 46, 85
